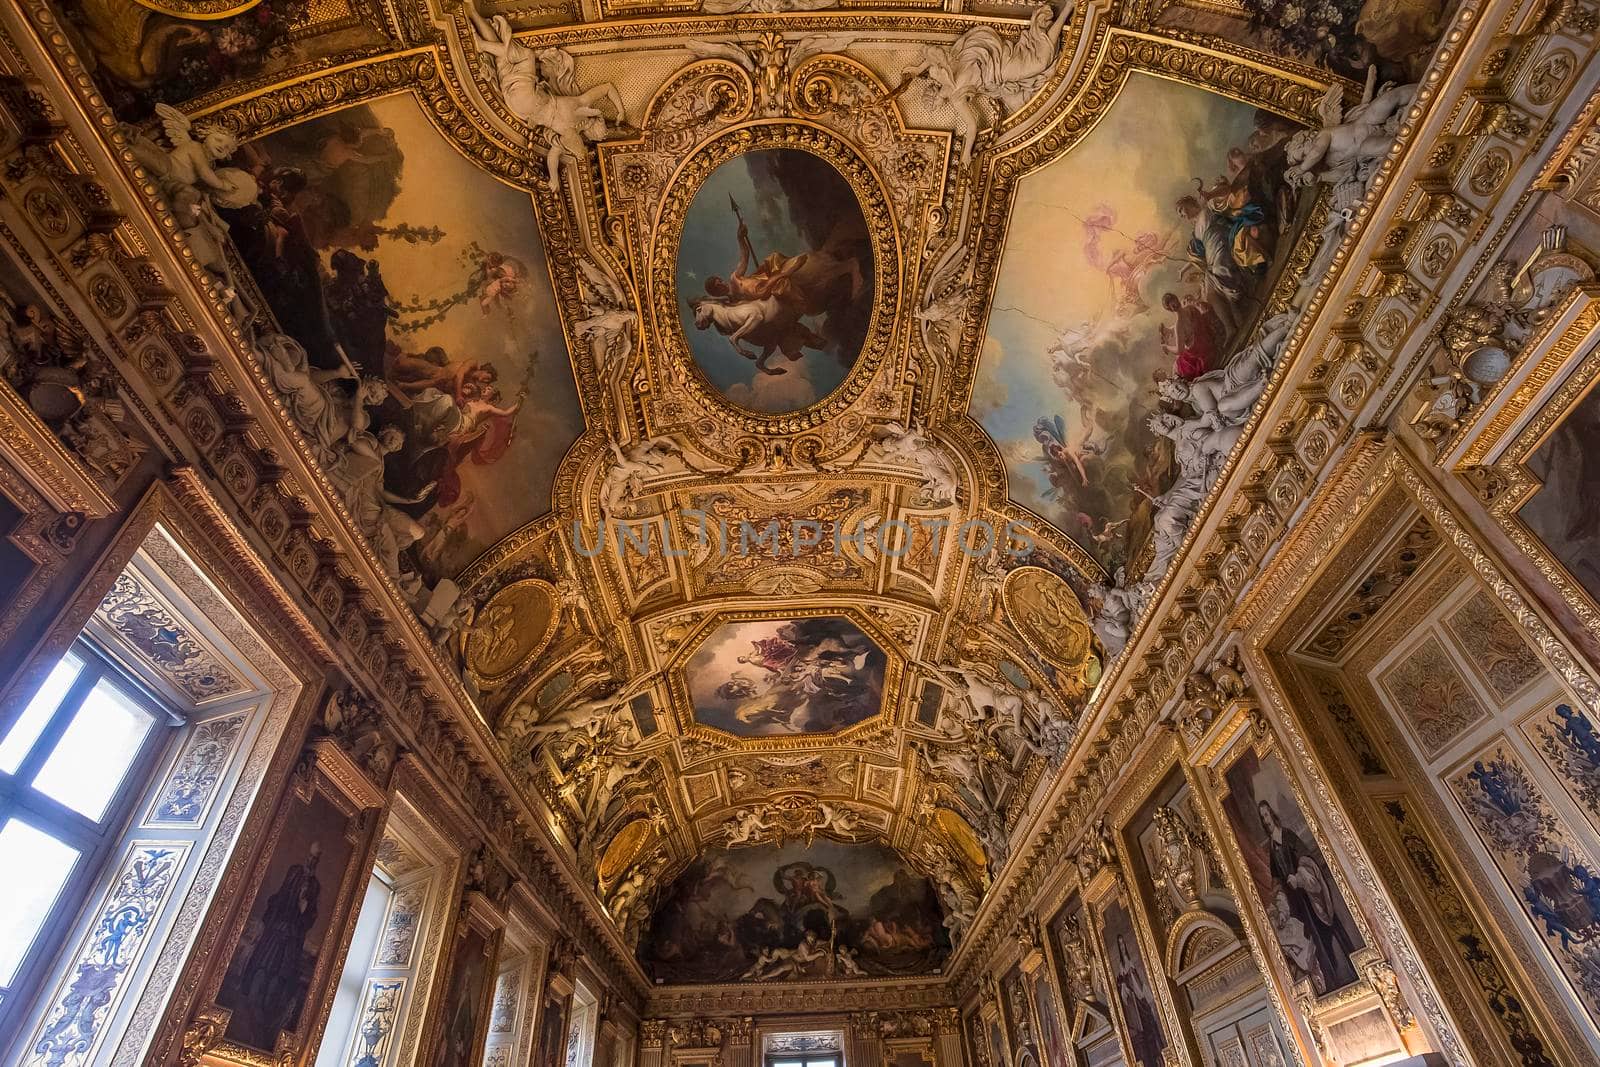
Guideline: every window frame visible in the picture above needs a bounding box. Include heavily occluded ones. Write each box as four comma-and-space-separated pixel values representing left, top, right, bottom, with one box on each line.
0, 639, 180, 1017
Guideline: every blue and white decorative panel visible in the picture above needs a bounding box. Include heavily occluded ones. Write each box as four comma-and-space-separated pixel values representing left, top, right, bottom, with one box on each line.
1529, 702, 1600, 840
1450, 743, 1600, 1024
375, 883, 427, 968
24, 842, 191, 1067
146, 713, 249, 827
347, 979, 406, 1067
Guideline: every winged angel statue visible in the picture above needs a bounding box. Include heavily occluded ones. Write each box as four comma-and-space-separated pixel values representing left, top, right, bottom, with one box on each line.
466, 2, 625, 188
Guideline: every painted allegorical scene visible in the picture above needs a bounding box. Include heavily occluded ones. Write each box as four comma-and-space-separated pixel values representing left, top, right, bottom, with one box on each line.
215, 788, 357, 1052
1222, 748, 1365, 996
974, 74, 1305, 575
638, 841, 949, 982
1452, 744, 1600, 1018
686, 616, 887, 736
217, 94, 584, 589
676, 148, 874, 414
60, 0, 386, 123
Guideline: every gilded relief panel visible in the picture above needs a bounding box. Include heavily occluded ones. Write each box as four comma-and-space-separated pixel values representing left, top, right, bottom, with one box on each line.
1377, 635, 1489, 758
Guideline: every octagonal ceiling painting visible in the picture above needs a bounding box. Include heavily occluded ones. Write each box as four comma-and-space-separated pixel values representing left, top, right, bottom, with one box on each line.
686, 616, 886, 736
973, 73, 1304, 577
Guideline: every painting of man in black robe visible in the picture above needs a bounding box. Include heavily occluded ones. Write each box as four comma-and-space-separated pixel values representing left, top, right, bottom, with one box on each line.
1223, 749, 1364, 995
217, 789, 356, 1052
1099, 900, 1166, 1067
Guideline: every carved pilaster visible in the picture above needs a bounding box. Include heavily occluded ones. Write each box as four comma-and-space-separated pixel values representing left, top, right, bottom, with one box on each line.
846, 1011, 884, 1067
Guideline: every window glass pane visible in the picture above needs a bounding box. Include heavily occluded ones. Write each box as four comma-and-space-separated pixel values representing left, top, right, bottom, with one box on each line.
0, 652, 83, 774
32, 680, 155, 821
0, 818, 79, 985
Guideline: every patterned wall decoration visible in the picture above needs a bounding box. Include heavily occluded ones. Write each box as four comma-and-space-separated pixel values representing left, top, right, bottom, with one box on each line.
376, 883, 429, 967
1305, 517, 1442, 659
147, 713, 249, 826
1303, 667, 1388, 776
1378, 798, 1558, 1067
1450, 743, 1600, 1022
1530, 702, 1600, 838
95, 570, 245, 702
1442, 591, 1545, 704
1379, 636, 1489, 758
23, 843, 192, 1067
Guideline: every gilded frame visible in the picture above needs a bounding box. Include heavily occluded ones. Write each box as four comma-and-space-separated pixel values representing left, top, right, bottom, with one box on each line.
196, 739, 386, 1067
662, 603, 904, 748
1451, 287, 1600, 649
644, 120, 900, 433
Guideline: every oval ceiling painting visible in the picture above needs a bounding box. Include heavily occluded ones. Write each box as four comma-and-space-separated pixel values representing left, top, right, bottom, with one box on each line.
677, 147, 873, 414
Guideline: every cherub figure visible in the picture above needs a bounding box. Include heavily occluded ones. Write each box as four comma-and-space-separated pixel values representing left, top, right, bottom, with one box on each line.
126, 104, 259, 303
1284, 68, 1417, 189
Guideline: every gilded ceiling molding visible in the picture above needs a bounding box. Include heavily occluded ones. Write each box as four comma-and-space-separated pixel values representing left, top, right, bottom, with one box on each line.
944, 0, 1564, 996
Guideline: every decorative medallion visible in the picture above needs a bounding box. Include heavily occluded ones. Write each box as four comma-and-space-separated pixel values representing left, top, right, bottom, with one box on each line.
464, 579, 557, 686
597, 818, 653, 888
1002, 566, 1093, 670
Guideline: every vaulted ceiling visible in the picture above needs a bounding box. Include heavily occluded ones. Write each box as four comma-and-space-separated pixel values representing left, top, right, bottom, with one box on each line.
46, 0, 1451, 984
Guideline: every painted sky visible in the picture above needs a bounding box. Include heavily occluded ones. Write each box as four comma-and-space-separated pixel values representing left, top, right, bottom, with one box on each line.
245, 95, 583, 577
676, 148, 870, 413
974, 74, 1270, 570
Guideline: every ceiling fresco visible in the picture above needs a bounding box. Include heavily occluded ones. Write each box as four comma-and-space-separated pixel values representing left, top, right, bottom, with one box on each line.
35, 0, 1454, 988
684, 615, 888, 736
975, 72, 1303, 576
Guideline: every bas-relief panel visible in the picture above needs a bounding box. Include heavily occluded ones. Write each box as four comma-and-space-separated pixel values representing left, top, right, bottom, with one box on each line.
1220, 749, 1365, 997
638, 841, 948, 982
676, 147, 873, 414
1450, 742, 1600, 1022
1000, 962, 1033, 1051
223, 94, 583, 584
1378, 634, 1489, 758
1127, 772, 1236, 943
1517, 379, 1600, 613
1442, 590, 1546, 704
974, 73, 1301, 573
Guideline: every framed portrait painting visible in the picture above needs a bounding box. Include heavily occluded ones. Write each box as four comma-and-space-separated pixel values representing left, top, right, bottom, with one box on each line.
1097, 897, 1167, 1067
1220, 745, 1366, 998
204, 740, 384, 1065
428, 897, 504, 1067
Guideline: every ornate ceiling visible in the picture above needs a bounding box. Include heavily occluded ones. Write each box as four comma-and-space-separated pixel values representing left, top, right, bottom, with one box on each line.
24, 0, 1458, 986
